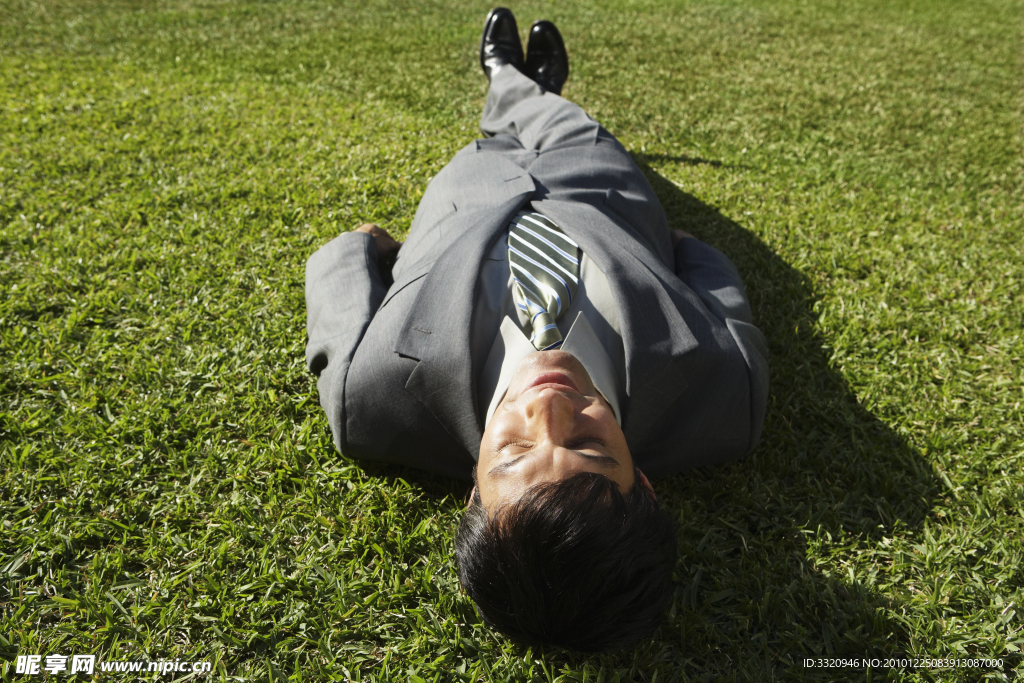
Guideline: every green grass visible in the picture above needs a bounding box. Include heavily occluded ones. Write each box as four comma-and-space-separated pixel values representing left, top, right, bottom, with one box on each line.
1, 0, 1022, 680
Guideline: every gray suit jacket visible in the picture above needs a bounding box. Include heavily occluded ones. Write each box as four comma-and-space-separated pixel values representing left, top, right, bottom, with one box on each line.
306, 69, 769, 480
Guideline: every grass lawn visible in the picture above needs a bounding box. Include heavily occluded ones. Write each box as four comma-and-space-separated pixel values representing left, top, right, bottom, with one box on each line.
2, 0, 1022, 680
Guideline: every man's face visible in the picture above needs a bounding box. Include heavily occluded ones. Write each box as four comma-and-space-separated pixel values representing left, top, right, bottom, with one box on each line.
477, 351, 635, 513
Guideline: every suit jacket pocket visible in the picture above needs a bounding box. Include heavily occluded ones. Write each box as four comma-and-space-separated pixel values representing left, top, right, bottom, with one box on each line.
413, 151, 534, 233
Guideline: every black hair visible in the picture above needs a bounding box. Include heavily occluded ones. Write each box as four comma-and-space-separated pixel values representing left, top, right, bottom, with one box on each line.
454, 470, 677, 652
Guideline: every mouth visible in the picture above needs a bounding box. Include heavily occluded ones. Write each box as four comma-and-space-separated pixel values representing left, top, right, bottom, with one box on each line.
521, 371, 580, 394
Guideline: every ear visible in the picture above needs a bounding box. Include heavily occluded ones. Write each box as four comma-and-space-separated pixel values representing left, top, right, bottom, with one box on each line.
637, 469, 656, 501
466, 485, 478, 510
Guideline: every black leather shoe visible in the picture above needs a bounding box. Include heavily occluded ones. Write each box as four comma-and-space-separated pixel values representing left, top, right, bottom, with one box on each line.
480, 7, 523, 81
524, 20, 568, 95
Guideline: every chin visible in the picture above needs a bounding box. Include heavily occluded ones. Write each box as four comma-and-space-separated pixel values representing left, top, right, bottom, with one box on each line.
522, 350, 582, 372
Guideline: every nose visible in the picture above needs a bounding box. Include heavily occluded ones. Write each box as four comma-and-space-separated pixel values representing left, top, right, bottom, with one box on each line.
523, 388, 575, 440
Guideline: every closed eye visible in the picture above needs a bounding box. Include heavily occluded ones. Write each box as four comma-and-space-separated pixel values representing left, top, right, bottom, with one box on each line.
568, 437, 607, 450
497, 437, 605, 453
496, 438, 533, 453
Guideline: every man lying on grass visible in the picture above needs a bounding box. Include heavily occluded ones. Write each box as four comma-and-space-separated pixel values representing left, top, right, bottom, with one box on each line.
305, 7, 768, 651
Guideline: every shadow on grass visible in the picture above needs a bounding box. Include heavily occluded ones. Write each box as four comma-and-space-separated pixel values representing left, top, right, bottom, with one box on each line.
626, 156, 945, 675
354, 460, 471, 505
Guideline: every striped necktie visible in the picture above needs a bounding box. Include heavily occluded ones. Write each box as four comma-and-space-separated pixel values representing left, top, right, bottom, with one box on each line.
507, 212, 581, 350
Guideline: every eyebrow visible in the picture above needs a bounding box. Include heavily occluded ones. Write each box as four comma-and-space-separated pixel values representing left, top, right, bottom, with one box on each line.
487, 451, 620, 477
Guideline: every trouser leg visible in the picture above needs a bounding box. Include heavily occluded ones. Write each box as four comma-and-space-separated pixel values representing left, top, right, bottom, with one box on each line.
480, 66, 607, 152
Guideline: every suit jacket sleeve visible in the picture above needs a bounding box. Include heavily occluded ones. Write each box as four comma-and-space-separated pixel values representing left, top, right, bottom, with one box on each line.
305, 231, 387, 453
674, 237, 770, 451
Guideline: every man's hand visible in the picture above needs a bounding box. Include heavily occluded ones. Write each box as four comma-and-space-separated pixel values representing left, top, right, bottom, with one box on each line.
355, 223, 402, 261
